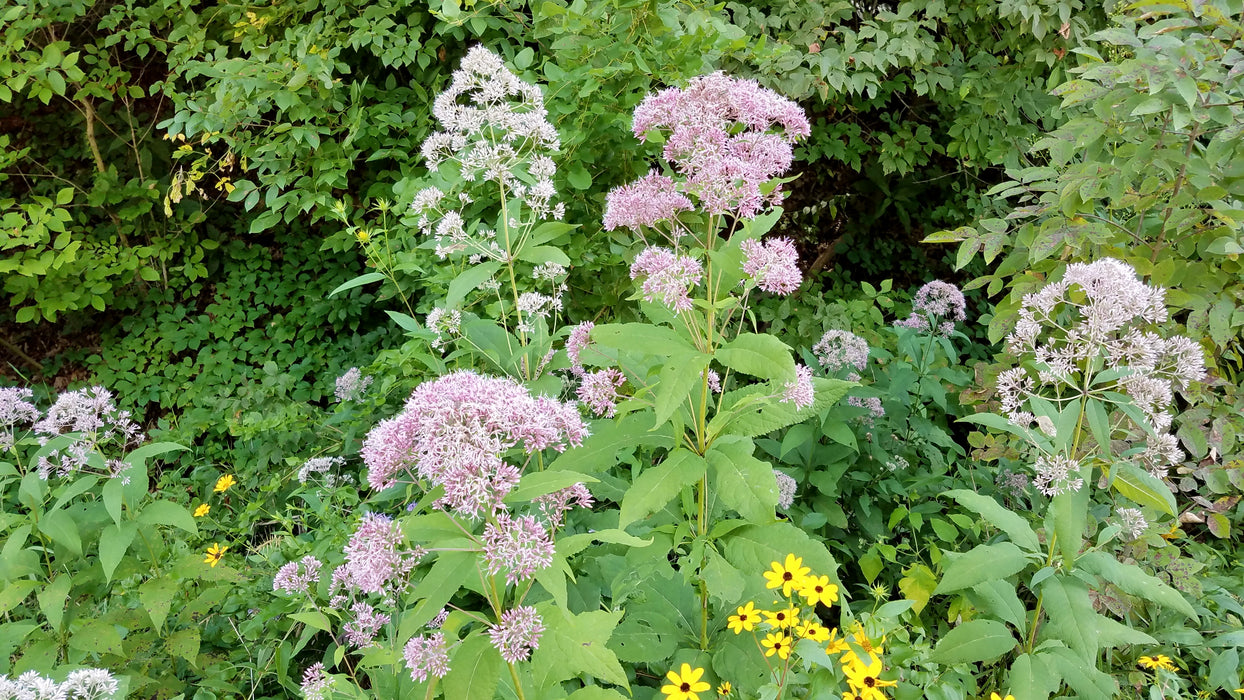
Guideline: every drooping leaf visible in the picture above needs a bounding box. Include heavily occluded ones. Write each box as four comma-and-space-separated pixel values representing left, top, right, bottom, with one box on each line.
933, 542, 1031, 594
930, 619, 1016, 664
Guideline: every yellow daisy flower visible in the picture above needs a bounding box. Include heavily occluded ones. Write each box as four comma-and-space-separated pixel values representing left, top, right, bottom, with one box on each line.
717, 682, 731, 696
840, 628, 885, 671
193, 503, 210, 517
661, 663, 711, 700
763, 554, 811, 596
796, 620, 831, 643
204, 543, 228, 567
727, 602, 760, 634
1138, 654, 1177, 672
825, 627, 850, 655
990, 694, 1016, 700
761, 632, 793, 660
214, 474, 237, 493
843, 656, 896, 700
763, 605, 800, 630
799, 574, 840, 607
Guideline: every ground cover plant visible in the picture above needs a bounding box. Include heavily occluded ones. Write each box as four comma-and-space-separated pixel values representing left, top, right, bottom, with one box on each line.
2, 0, 1243, 698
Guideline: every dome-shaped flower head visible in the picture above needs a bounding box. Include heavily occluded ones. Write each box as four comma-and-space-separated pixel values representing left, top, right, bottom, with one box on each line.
812, 330, 869, 375
630, 246, 703, 314
603, 171, 694, 231
741, 237, 801, 295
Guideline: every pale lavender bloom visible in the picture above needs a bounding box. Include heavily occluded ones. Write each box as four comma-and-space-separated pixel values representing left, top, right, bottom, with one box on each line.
1139, 433, 1184, 478
1033, 455, 1084, 497
603, 171, 694, 231
1156, 335, 1207, 389
426, 308, 463, 350
429, 608, 449, 628
489, 606, 544, 663
535, 483, 594, 528
565, 322, 594, 377
300, 663, 332, 700
896, 281, 966, 335
482, 513, 555, 585
741, 237, 801, 295
332, 513, 422, 596
405, 632, 451, 682
774, 471, 797, 510
630, 247, 702, 313
813, 330, 869, 374
33, 386, 143, 479
335, 368, 373, 402
1116, 507, 1148, 540
273, 555, 323, 595
997, 469, 1030, 499
343, 601, 390, 648
781, 364, 815, 410
577, 369, 625, 417
61, 669, 119, 700
297, 456, 347, 485
847, 396, 885, 425
0, 387, 39, 449
359, 371, 587, 507
704, 369, 722, 394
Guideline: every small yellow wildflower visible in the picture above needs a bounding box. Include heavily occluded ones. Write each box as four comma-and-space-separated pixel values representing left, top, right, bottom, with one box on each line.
356, 229, 371, 244
761, 632, 793, 660
1138, 654, 1177, 672
825, 627, 850, 655
799, 574, 840, 607
214, 474, 237, 493
204, 543, 227, 567
840, 628, 886, 671
193, 503, 210, 517
716, 682, 731, 696
661, 663, 710, 700
727, 602, 759, 634
796, 620, 830, 643
990, 694, 1016, 700
763, 605, 799, 629
843, 655, 896, 700
764, 554, 811, 596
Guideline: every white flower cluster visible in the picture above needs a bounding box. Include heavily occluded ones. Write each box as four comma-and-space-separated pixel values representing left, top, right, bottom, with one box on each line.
0, 669, 119, 699
413, 46, 565, 263
999, 259, 1206, 479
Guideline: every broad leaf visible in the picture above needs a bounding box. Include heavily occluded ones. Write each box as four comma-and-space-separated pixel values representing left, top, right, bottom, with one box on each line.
930, 619, 1016, 664
934, 542, 1030, 594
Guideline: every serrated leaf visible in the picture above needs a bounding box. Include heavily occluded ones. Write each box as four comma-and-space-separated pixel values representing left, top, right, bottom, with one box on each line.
934, 542, 1030, 594
139, 577, 178, 631
708, 435, 776, 523
70, 620, 125, 656
166, 627, 201, 665
715, 333, 796, 381
1040, 576, 1098, 661
1076, 551, 1196, 619
944, 490, 1040, 552
618, 449, 705, 528
532, 605, 627, 689
930, 619, 1016, 664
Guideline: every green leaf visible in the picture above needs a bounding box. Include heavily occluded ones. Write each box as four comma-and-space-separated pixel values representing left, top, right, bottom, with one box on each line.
618, 449, 706, 528
702, 548, 745, 605
548, 412, 676, 474
99, 522, 137, 583
137, 500, 198, 534
0, 580, 39, 616
591, 323, 696, 357
36, 575, 71, 632
653, 351, 711, 428
70, 620, 125, 656
557, 529, 653, 558
38, 509, 82, 557
327, 271, 386, 298
968, 579, 1028, 636
446, 261, 503, 308
442, 633, 503, 699
1047, 464, 1091, 563
934, 542, 1030, 594
715, 333, 796, 381
930, 619, 1016, 664
1008, 653, 1058, 700
1076, 551, 1196, 619
707, 435, 777, 523
1042, 645, 1114, 699
567, 166, 591, 190
506, 470, 599, 504
723, 521, 839, 581
531, 605, 627, 689
1110, 463, 1176, 516
290, 610, 333, 633
1040, 576, 1098, 661
166, 627, 201, 666
944, 489, 1040, 553
404, 551, 475, 632
139, 577, 178, 632
516, 245, 571, 267
710, 378, 851, 439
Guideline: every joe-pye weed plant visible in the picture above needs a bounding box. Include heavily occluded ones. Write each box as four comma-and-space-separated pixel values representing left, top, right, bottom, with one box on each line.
934, 259, 1208, 699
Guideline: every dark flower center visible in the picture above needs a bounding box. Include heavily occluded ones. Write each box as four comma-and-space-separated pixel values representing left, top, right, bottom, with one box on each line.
783, 572, 793, 581
681, 683, 691, 691
865, 677, 876, 688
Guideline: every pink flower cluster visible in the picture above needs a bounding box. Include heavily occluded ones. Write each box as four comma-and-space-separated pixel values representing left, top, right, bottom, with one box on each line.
29, 386, 144, 480
577, 369, 625, 417
740, 237, 801, 295
330, 513, 423, 598
0, 387, 38, 450
360, 371, 588, 516
604, 72, 809, 229
482, 512, 555, 585
781, 364, 815, 410
895, 281, 967, 335
489, 605, 545, 663
404, 632, 451, 682
273, 555, 323, 595
630, 246, 703, 313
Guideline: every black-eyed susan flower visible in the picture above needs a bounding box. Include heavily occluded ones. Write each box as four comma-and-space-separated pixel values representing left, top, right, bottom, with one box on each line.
799, 574, 840, 607
796, 620, 830, 643
716, 682, 731, 696
763, 605, 799, 629
761, 632, 793, 660
990, 694, 1015, 700
839, 628, 885, 671
661, 663, 711, 700
1138, 654, 1177, 672
843, 655, 897, 700
214, 474, 236, 493
204, 543, 228, 567
727, 602, 759, 634
825, 627, 849, 655
764, 554, 811, 596
193, 503, 210, 517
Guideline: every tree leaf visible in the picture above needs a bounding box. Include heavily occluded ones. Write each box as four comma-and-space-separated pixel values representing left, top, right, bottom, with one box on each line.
930, 619, 1016, 664
933, 542, 1030, 594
